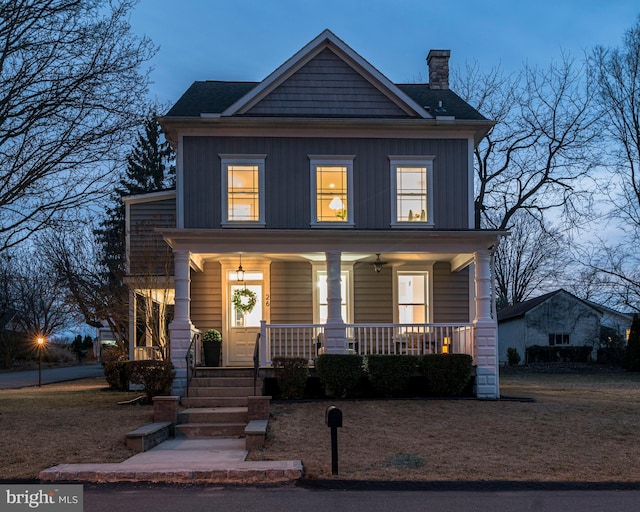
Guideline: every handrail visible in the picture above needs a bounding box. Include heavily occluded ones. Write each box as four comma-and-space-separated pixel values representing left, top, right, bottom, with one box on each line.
185, 331, 200, 398
253, 332, 260, 396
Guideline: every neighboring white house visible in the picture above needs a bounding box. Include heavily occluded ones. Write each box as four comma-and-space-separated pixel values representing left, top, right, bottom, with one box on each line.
497, 289, 603, 364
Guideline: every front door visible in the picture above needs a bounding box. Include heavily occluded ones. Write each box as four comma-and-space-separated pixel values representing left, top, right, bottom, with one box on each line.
227, 274, 264, 366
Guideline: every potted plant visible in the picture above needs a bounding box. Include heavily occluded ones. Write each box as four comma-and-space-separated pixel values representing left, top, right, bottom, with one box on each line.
202, 329, 222, 367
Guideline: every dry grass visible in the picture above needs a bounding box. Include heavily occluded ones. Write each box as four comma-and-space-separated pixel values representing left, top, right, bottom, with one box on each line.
248, 371, 640, 481
3, 371, 640, 483
0, 378, 152, 480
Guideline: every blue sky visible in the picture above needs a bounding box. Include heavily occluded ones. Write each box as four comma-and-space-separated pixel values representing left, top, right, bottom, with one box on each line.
130, 0, 639, 107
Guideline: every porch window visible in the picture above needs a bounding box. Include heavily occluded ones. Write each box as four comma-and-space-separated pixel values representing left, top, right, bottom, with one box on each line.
315, 269, 351, 323
310, 157, 354, 226
397, 273, 429, 324
220, 155, 266, 226
390, 156, 435, 227
549, 333, 570, 346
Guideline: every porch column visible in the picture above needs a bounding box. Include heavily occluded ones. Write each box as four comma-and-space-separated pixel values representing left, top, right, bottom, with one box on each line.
169, 249, 197, 396
324, 251, 347, 354
473, 249, 499, 399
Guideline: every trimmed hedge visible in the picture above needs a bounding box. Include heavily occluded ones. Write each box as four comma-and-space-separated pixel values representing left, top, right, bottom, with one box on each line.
315, 354, 363, 398
272, 357, 309, 399
418, 354, 473, 396
365, 355, 418, 397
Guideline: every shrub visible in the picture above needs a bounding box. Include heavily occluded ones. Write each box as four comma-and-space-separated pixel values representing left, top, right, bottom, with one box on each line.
315, 354, 363, 398
103, 360, 130, 391
506, 347, 521, 366
418, 354, 473, 396
623, 314, 640, 372
128, 360, 176, 402
525, 345, 592, 363
365, 355, 418, 397
272, 357, 309, 399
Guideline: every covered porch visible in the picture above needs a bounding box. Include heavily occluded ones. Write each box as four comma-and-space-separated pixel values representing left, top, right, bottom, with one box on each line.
162, 229, 504, 399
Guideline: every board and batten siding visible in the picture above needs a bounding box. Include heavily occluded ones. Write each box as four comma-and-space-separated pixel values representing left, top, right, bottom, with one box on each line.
182, 136, 469, 230
353, 262, 393, 323
432, 262, 469, 323
246, 48, 409, 118
190, 262, 223, 333
269, 261, 313, 324
128, 199, 175, 276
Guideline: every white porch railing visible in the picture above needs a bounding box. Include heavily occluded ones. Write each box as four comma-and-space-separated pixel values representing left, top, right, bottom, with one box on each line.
259, 321, 474, 366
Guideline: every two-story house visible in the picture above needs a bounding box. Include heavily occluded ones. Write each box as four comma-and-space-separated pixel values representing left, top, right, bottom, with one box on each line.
124, 30, 505, 399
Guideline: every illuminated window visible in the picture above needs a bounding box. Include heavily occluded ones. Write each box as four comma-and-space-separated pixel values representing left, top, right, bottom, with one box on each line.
310, 157, 354, 226
390, 156, 434, 226
397, 273, 429, 324
315, 269, 351, 323
220, 155, 266, 225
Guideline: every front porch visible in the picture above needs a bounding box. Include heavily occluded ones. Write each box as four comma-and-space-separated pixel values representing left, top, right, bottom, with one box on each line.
157, 229, 502, 399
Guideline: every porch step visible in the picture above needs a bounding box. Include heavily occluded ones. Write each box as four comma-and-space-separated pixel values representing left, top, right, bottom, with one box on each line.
191, 377, 257, 388
195, 367, 255, 378
188, 386, 256, 398
175, 423, 247, 438
181, 396, 249, 408
178, 407, 248, 424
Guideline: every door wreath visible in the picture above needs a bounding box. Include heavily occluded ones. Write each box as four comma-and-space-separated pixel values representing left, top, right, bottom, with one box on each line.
232, 288, 257, 314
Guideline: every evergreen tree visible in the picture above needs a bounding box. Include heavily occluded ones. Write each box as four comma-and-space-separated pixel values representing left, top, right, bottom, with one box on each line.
91, 115, 175, 345
623, 314, 640, 372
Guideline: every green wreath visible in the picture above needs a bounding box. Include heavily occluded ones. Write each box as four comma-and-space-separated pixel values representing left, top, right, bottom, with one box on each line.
232, 288, 257, 314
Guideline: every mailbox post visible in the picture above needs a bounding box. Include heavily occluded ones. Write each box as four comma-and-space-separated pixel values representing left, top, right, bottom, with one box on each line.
325, 406, 342, 475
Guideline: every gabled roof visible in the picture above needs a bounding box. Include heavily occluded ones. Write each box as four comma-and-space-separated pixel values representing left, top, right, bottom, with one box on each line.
497, 289, 603, 322
164, 29, 487, 122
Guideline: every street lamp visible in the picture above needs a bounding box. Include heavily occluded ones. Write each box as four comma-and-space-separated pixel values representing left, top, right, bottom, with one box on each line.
37, 337, 45, 387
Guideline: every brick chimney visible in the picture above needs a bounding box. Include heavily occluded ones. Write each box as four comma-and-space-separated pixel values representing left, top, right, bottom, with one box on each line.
427, 50, 450, 90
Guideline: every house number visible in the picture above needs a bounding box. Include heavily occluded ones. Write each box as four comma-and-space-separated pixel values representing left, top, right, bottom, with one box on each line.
265, 294, 270, 307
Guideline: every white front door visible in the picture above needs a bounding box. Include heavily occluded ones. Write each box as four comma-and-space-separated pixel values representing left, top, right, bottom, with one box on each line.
227, 278, 263, 366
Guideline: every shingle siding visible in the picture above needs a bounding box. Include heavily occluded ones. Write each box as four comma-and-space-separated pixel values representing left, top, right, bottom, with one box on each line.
246, 49, 409, 117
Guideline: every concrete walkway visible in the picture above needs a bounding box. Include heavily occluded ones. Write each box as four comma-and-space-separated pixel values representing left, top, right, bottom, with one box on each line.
0, 364, 104, 389
39, 437, 303, 484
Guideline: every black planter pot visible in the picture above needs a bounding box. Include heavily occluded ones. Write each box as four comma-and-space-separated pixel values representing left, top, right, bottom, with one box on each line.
203, 340, 222, 367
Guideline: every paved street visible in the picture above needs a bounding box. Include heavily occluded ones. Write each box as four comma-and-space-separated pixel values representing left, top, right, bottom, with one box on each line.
0, 364, 104, 389
82, 484, 640, 512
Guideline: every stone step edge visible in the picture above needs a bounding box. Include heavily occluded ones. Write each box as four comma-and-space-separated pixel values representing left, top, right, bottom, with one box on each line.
39, 460, 303, 484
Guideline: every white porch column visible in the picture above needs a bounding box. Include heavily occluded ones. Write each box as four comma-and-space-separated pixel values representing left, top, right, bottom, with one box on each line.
323, 251, 347, 354
473, 249, 499, 399
169, 249, 197, 396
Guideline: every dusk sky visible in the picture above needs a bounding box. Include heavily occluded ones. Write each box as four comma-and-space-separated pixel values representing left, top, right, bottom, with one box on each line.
130, 0, 639, 108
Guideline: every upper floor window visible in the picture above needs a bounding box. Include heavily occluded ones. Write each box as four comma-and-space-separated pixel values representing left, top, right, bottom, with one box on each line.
310, 156, 354, 227
220, 155, 266, 226
549, 333, 570, 346
389, 156, 435, 227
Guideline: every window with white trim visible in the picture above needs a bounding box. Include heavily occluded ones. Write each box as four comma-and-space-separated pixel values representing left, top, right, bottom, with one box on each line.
397, 272, 429, 324
313, 268, 352, 324
390, 156, 434, 226
220, 155, 266, 225
310, 157, 354, 226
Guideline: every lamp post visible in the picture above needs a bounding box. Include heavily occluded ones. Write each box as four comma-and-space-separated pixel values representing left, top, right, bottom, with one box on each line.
37, 337, 45, 387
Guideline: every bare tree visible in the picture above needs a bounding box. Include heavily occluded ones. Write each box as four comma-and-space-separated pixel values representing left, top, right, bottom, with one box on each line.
38, 225, 130, 348
1, 248, 74, 338
494, 213, 568, 309
0, 0, 155, 252
586, 16, 640, 311
453, 56, 599, 231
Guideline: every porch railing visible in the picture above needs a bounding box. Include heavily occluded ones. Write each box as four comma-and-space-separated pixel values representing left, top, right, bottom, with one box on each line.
259, 321, 474, 366
185, 331, 201, 398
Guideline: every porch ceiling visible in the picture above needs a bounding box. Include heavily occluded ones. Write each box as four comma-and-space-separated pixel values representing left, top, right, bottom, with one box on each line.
160, 228, 506, 270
